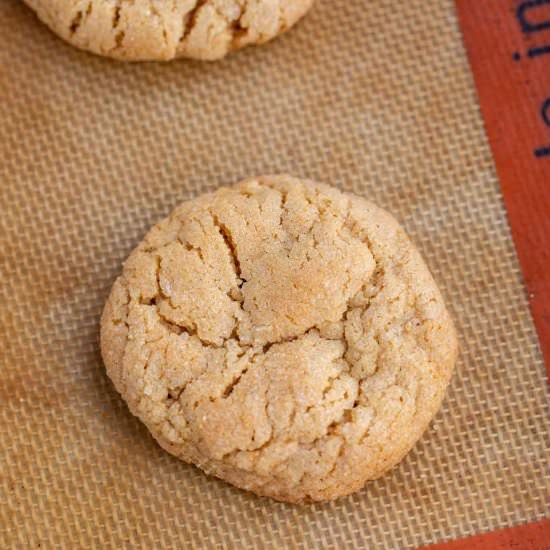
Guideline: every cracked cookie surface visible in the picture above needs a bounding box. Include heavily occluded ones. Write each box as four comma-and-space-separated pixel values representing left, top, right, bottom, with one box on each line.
23, 0, 314, 60
100, 175, 458, 502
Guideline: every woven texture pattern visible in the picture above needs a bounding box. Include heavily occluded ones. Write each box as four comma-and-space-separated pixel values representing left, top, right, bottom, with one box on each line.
1, 0, 548, 548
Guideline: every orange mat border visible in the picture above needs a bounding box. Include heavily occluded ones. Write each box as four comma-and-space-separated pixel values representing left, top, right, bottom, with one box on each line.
420, 518, 550, 550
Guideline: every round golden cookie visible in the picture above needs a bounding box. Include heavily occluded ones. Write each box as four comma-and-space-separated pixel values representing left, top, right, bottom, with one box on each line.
23, 0, 314, 61
101, 175, 458, 502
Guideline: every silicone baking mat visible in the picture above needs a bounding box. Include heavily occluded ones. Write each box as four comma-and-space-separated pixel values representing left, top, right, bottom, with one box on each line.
1, 0, 549, 548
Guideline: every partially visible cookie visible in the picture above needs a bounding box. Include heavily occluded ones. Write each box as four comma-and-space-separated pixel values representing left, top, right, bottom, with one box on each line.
101, 175, 458, 502
23, 0, 314, 61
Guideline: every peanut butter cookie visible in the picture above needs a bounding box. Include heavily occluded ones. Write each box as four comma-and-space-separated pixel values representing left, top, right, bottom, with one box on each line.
24, 0, 314, 60
101, 175, 458, 502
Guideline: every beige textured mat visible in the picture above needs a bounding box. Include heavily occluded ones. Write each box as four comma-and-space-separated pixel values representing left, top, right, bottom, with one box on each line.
1, 0, 549, 548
